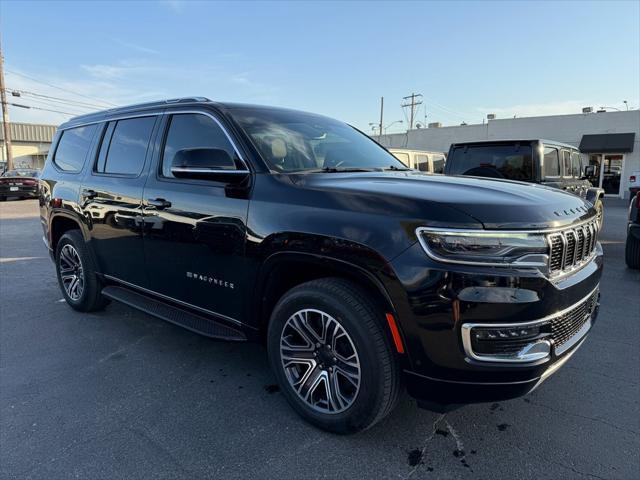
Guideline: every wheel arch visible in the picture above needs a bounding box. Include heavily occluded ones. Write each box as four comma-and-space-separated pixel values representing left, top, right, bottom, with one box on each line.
49, 212, 87, 252
253, 251, 401, 342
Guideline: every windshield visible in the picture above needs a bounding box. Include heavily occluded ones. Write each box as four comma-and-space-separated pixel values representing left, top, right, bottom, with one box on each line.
447, 145, 533, 181
229, 108, 406, 172
2, 169, 39, 177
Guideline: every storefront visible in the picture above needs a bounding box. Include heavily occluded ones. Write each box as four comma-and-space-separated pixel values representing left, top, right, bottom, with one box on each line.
579, 133, 636, 197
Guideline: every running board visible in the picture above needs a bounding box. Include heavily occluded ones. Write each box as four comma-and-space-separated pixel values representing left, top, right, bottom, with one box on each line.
102, 286, 246, 341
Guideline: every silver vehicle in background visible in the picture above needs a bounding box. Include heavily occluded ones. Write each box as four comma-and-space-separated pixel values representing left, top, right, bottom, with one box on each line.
388, 148, 446, 173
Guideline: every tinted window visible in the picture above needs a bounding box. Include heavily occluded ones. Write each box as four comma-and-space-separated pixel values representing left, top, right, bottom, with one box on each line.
543, 147, 560, 177
96, 117, 155, 175
54, 124, 97, 172
432, 155, 445, 174
162, 114, 239, 178
570, 151, 581, 177
447, 144, 533, 181
562, 150, 572, 177
415, 154, 430, 172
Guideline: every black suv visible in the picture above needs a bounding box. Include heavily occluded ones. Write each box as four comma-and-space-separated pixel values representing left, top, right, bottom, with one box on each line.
40, 98, 603, 433
445, 140, 604, 224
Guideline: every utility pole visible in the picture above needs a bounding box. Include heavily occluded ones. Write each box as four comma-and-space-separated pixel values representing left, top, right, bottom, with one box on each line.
402, 93, 423, 130
0, 37, 13, 171
378, 97, 384, 141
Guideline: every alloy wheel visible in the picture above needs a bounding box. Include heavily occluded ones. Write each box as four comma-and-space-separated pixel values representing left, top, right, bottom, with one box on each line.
59, 244, 84, 301
280, 309, 361, 414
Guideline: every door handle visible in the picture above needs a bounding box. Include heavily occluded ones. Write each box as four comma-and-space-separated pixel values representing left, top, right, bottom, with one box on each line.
147, 198, 171, 209
83, 189, 97, 199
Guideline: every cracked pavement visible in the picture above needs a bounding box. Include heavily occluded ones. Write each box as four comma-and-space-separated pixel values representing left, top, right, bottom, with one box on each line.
1, 199, 639, 479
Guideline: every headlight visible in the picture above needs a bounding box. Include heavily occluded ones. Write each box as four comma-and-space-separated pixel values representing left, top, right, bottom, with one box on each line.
417, 228, 548, 267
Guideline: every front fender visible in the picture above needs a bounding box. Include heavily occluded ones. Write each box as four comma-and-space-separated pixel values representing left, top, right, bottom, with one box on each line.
586, 187, 604, 205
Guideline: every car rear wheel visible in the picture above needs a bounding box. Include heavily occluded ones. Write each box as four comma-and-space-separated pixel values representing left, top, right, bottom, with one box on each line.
625, 233, 640, 269
267, 278, 401, 434
55, 230, 108, 312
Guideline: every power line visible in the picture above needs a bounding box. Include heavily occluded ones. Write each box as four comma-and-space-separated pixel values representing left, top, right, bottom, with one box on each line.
401, 93, 423, 130
5, 68, 117, 107
9, 102, 76, 116
5, 87, 107, 109
12, 96, 88, 115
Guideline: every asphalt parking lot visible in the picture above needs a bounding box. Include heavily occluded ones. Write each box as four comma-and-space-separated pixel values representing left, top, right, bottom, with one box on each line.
1, 198, 639, 480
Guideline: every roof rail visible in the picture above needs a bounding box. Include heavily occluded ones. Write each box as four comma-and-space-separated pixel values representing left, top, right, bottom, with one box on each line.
105, 96, 211, 113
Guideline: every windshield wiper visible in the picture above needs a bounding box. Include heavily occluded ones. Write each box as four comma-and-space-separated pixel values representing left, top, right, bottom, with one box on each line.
384, 165, 412, 171
306, 167, 382, 173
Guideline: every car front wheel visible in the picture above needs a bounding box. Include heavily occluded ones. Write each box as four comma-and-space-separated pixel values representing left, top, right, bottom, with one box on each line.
268, 278, 401, 434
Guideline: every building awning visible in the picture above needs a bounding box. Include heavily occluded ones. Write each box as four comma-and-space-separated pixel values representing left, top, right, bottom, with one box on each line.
579, 133, 635, 153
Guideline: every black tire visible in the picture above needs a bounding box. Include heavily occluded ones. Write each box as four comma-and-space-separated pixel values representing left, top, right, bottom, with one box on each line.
55, 230, 108, 312
625, 233, 640, 269
0, 196, 6, 201
267, 278, 401, 434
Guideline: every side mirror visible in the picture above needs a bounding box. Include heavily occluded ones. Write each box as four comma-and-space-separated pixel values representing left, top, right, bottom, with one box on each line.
171, 148, 249, 183
582, 165, 595, 178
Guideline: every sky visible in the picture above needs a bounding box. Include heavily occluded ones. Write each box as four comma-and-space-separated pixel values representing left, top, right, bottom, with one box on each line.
1, 0, 639, 132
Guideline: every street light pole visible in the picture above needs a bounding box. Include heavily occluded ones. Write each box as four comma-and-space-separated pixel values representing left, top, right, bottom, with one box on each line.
0, 37, 13, 171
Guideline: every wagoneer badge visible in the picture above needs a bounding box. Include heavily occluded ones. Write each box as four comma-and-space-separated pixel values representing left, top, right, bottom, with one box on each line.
186, 272, 234, 289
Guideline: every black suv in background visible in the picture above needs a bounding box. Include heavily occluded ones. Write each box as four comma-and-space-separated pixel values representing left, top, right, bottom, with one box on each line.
445, 140, 604, 224
40, 98, 603, 433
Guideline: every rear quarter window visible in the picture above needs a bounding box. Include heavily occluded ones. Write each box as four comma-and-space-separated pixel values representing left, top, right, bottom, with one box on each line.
53, 124, 98, 172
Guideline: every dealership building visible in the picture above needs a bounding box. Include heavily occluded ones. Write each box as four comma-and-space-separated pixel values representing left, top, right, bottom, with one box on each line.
0, 122, 57, 171
377, 109, 639, 199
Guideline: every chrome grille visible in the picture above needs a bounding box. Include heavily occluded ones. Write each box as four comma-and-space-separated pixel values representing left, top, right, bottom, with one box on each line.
548, 219, 599, 275
551, 288, 599, 347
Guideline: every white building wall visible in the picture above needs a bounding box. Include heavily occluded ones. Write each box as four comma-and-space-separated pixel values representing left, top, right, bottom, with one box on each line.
379, 110, 640, 198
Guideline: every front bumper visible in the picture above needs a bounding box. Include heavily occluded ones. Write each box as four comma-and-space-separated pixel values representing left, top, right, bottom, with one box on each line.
384, 240, 603, 405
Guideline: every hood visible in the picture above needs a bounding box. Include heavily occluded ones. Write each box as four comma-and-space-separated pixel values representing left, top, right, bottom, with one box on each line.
290, 171, 594, 230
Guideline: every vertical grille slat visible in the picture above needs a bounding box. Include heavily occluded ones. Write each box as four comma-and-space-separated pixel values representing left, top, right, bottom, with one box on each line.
547, 218, 599, 277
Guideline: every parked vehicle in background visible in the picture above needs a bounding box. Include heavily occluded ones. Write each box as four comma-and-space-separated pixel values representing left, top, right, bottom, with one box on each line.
0, 169, 40, 201
39, 98, 603, 434
388, 148, 446, 173
444, 140, 604, 224
629, 170, 640, 197
625, 192, 640, 269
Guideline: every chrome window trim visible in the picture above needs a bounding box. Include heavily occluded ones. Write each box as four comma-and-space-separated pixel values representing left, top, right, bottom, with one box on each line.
160, 109, 250, 172
460, 284, 599, 364
103, 274, 244, 327
170, 167, 250, 175
57, 109, 251, 173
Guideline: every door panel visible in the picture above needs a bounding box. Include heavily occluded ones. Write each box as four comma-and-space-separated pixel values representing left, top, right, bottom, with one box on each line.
81, 116, 159, 287
602, 154, 623, 195
142, 112, 250, 322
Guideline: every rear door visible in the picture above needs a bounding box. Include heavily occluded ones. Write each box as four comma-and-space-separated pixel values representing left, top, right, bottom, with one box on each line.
141, 110, 250, 322
80, 114, 160, 287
